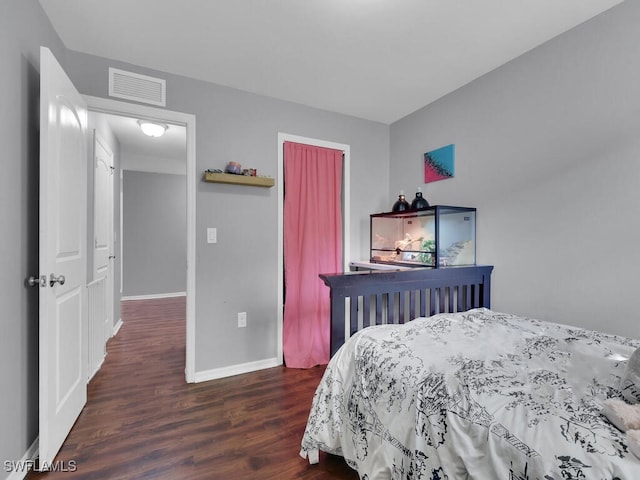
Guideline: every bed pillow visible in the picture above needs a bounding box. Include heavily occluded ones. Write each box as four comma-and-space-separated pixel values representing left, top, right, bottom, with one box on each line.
601, 398, 640, 431
621, 347, 640, 404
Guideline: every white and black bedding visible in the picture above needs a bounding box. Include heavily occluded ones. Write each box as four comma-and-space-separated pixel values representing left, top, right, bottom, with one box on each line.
300, 308, 640, 479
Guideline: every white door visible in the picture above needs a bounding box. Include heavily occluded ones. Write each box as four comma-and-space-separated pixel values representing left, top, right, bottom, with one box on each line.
93, 132, 114, 344
38, 46, 88, 468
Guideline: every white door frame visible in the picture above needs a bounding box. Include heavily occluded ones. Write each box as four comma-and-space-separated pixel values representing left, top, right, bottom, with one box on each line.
276, 133, 351, 362
84, 95, 197, 383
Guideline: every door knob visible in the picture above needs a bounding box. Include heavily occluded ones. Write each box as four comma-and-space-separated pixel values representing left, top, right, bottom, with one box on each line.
49, 274, 66, 287
27, 275, 46, 287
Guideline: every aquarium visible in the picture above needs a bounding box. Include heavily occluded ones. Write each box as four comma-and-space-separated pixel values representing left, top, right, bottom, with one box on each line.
370, 205, 476, 268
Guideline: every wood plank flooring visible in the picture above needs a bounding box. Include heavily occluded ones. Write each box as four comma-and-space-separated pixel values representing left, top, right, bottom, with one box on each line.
28, 296, 358, 480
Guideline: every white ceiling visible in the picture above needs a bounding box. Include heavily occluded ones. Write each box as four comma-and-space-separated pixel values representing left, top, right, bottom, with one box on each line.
41, 0, 622, 124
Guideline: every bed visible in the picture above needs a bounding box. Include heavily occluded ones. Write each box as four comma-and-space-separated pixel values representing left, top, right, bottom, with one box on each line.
300, 266, 640, 479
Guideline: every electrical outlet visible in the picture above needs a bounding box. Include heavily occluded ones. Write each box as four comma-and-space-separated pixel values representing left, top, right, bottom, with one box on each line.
237, 312, 247, 328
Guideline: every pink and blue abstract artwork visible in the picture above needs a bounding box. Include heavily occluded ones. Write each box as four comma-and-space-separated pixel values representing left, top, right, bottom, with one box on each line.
424, 144, 454, 183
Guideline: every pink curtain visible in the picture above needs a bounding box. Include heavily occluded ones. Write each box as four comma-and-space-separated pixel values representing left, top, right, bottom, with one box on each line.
283, 141, 343, 368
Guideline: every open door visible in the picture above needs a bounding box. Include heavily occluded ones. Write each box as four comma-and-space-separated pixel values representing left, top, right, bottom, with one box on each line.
37, 46, 88, 468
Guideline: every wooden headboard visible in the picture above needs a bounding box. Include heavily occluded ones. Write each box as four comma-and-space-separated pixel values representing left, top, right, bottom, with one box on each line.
320, 265, 494, 357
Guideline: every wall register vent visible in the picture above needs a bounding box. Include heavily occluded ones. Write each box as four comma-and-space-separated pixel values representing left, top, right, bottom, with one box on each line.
108, 68, 166, 107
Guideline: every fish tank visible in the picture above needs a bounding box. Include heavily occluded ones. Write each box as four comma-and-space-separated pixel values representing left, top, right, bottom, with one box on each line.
370, 205, 476, 268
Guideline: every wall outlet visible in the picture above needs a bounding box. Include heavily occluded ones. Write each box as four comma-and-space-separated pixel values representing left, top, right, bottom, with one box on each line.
237, 312, 247, 328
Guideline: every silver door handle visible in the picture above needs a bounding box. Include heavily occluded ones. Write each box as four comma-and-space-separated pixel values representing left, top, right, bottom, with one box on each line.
49, 274, 66, 287
27, 275, 46, 287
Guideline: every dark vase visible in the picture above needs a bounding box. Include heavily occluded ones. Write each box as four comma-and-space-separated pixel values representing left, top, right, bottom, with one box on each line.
392, 192, 410, 212
411, 189, 430, 210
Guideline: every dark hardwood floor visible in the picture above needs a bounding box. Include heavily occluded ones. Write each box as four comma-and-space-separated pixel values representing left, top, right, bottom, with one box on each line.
28, 297, 358, 479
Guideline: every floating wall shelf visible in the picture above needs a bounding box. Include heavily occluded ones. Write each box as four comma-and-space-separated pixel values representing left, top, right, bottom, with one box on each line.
203, 172, 275, 188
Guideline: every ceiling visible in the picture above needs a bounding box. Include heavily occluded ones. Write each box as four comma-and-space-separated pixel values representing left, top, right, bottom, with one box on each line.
41, 0, 622, 125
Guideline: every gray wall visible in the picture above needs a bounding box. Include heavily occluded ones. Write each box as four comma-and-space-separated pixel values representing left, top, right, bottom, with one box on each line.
390, 1, 640, 339
122, 170, 187, 297
64, 50, 391, 371
0, 0, 67, 475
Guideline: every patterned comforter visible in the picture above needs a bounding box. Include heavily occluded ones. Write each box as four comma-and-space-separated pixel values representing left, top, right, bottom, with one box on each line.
300, 309, 640, 479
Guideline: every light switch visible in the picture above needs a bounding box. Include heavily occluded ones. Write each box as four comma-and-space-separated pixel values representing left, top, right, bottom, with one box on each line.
207, 228, 217, 244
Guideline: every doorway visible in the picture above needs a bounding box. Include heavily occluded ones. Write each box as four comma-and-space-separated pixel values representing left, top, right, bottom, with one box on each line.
276, 133, 350, 363
96, 112, 187, 300
85, 95, 197, 382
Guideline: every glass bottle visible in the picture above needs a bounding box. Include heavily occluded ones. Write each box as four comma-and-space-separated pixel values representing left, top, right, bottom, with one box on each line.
392, 190, 410, 212
411, 188, 430, 210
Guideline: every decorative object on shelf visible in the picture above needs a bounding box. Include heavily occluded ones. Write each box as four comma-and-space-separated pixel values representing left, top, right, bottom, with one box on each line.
204, 170, 275, 188
424, 144, 455, 184
392, 190, 410, 212
225, 161, 242, 174
411, 187, 430, 210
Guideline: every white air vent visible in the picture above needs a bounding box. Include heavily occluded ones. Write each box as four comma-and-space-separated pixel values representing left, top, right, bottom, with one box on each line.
108, 68, 166, 106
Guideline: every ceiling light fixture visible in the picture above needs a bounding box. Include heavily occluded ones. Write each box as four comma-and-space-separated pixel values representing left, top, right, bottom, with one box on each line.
137, 120, 168, 137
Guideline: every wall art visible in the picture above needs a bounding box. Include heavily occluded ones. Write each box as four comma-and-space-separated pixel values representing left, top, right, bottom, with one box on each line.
424, 144, 455, 183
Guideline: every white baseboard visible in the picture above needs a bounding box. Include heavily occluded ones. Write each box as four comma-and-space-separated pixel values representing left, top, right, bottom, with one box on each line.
87, 356, 105, 382
5, 437, 38, 480
121, 291, 186, 301
193, 357, 282, 383
112, 318, 123, 337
